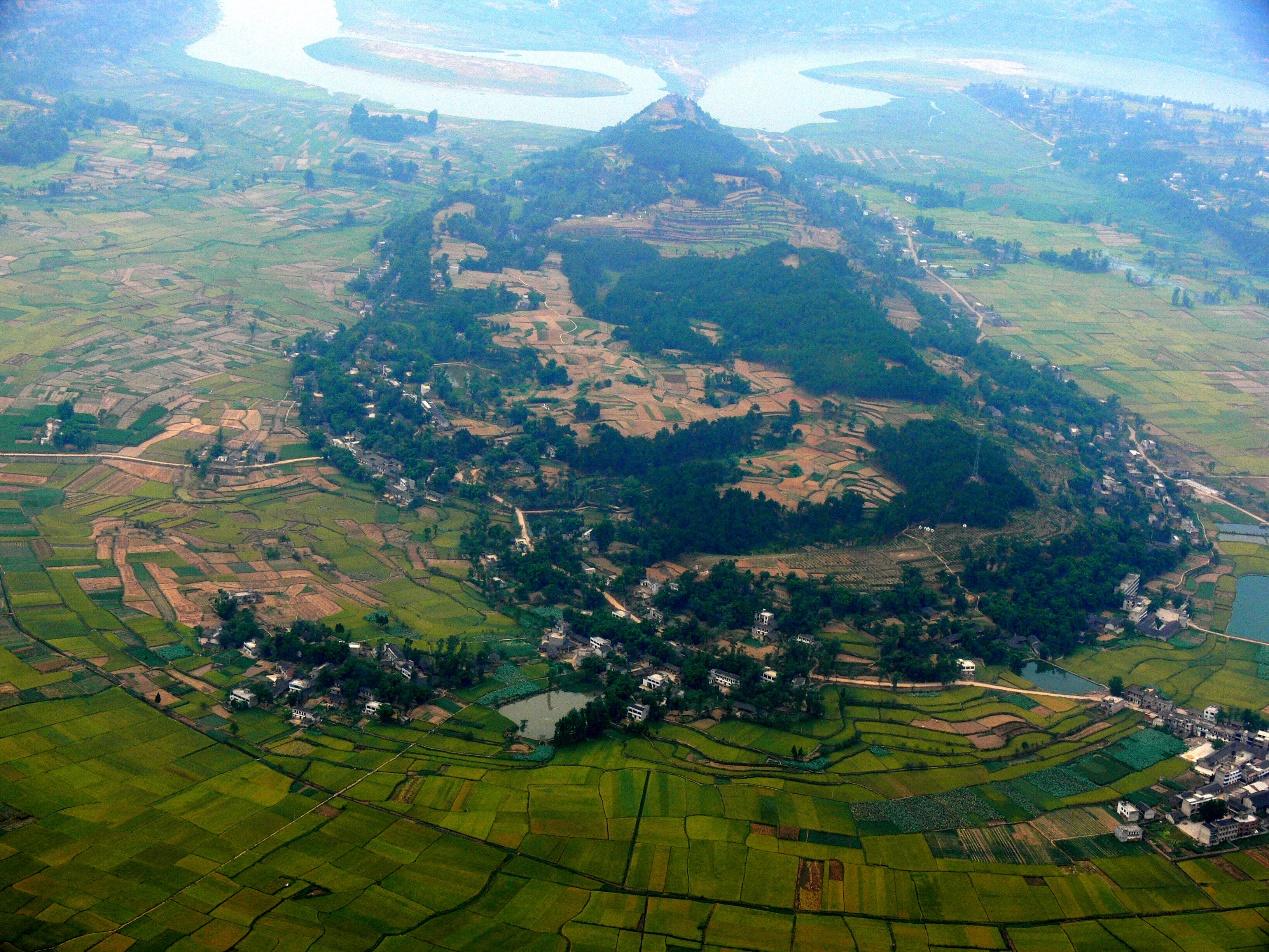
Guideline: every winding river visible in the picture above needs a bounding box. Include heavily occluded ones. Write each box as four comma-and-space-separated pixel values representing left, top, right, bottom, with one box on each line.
187, 0, 1269, 132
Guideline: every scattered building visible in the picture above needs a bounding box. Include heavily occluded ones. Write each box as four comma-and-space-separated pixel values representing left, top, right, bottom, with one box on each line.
1116, 800, 1141, 823
1114, 824, 1143, 843
1117, 573, 1141, 600
641, 671, 670, 692
708, 669, 740, 693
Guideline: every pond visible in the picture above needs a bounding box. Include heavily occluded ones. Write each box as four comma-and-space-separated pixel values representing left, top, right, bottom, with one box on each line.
1018, 661, 1103, 696
1228, 575, 1269, 644
497, 690, 594, 741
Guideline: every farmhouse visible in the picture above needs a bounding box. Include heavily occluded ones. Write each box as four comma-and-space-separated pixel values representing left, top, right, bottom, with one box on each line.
641, 671, 670, 692
708, 669, 740, 693
540, 629, 567, 658
626, 702, 651, 723
1114, 824, 1143, 843
637, 578, 661, 598
228, 688, 255, 708
956, 658, 977, 677
752, 609, 776, 641
1117, 573, 1141, 599
1116, 800, 1141, 823
1193, 815, 1260, 846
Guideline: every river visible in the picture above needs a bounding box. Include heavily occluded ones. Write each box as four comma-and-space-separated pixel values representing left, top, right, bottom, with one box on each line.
187, 0, 1269, 131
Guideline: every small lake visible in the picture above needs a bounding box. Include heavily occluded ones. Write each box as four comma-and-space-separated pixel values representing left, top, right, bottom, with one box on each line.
1228, 575, 1269, 644
1018, 661, 1103, 696
498, 690, 593, 741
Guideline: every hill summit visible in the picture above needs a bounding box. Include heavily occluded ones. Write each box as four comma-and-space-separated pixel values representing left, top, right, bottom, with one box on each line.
591, 94, 756, 202
626, 93, 718, 130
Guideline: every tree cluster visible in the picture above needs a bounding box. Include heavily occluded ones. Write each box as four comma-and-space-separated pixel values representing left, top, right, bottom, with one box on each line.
348, 102, 435, 142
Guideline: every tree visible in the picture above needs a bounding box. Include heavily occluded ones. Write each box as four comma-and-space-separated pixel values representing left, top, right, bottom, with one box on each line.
1108, 675, 1124, 696
1197, 798, 1226, 823
591, 519, 616, 553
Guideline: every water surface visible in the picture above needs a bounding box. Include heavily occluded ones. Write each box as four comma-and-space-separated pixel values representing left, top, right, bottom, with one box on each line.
1228, 575, 1269, 643
498, 690, 593, 740
188, 0, 1269, 131
187, 0, 667, 130
1018, 661, 1102, 695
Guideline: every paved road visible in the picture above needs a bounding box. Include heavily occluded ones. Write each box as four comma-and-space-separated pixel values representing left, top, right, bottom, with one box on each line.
814, 672, 1103, 702
603, 591, 638, 622
1127, 425, 1266, 526
0, 451, 321, 471
1186, 622, 1265, 648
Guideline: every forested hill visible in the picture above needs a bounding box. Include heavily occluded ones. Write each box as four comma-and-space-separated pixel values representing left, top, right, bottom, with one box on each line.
511, 94, 768, 230
574, 241, 953, 401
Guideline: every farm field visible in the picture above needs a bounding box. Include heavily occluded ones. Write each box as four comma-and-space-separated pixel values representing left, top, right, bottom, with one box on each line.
2, 670, 1266, 950
0, 53, 574, 455
967, 263, 1268, 476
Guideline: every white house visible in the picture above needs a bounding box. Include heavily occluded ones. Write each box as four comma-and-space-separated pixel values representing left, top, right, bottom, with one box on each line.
1203, 705, 1220, 723
626, 702, 651, 723
1116, 800, 1141, 823
641, 672, 669, 692
229, 688, 255, 708
761, 668, 779, 684
708, 669, 740, 693
956, 658, 977, 677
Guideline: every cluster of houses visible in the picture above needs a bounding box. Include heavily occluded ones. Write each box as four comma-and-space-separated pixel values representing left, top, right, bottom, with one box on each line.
1117, 686, 1267, 748
536, 597, 816, 724
1094, 428, 1201, 549
1109, 686, 1269, 849
1115, 573, 1191, 641
205, 438, 272, 475
327, 434, 419, 505
1175, 747, 1269, 847
225, 638, 426, 726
